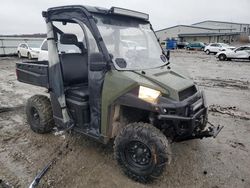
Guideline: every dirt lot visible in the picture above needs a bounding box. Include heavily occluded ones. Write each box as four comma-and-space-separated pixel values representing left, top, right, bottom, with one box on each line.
0, 51, 250, 188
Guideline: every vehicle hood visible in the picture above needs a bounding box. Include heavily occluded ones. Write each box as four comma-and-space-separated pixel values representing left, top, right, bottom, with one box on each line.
30, 48, 40, 52
121, 66, 195, 100
221, 46, 235, 50
216, 48, 233, 56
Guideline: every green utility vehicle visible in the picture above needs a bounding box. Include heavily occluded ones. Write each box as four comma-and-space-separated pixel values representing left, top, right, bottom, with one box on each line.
16, 5, 223, 183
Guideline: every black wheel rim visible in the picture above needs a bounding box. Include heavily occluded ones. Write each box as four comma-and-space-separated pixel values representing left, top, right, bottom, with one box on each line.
124, 141, 152, 169
31, 107, 40, 124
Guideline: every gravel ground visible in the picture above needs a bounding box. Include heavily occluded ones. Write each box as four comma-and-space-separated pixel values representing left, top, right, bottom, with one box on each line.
0, 51, 250, 188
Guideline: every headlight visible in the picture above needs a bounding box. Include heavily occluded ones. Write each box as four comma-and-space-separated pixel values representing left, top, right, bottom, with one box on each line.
138, 86, 161, 104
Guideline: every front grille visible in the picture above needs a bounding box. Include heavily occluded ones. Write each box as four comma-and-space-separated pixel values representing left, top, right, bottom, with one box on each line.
179, 86, 197, 101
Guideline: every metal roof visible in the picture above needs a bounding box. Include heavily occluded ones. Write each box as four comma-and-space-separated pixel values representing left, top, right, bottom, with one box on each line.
178, 32, 241, 37
193, 20, 250, 26
155, 24, 234, 33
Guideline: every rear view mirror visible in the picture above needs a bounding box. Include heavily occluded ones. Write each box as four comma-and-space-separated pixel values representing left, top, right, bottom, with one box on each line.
60, 33, 78, 45
90, 53, 107, 71
115, 58, 127, 68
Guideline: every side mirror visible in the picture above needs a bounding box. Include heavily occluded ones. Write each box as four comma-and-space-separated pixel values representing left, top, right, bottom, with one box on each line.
166, 50, 170, 61
90, 53, 107, 71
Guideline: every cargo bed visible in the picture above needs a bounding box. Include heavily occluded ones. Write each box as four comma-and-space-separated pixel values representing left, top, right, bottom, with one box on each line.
16, 61, 49, 88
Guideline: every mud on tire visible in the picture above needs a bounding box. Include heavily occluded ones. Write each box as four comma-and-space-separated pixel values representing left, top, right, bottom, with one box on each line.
114, 122, 170, 183
26, 95, 54, 134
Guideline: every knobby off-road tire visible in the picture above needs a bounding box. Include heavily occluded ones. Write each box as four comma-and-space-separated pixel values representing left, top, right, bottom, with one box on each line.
114, 122, 170, 183
26, 95, 54, 134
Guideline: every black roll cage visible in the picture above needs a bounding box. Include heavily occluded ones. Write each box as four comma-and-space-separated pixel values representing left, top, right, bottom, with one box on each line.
43, 6, 112, 65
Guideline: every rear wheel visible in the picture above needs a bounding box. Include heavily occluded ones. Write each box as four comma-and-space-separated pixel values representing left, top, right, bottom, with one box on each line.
27, 52, 32, 60
114, 122, 170, 183
218, 54, 227, 61
26, 95, 54, 134
205, 50, 210, 55
187, 47, 190, 50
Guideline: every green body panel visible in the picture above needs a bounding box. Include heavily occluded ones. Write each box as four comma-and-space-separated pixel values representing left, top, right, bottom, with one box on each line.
101, 66, 195, 137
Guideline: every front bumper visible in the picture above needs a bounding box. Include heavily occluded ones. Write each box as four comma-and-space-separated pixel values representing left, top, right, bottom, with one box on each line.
158, 107, 223, 141
156, 92, 223, 141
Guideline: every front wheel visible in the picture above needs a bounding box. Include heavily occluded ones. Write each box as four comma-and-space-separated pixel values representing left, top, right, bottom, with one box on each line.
218, 54, 227, 61
18, 51, 21, 58
114, 123, 170, 183
27, 52, 32, 60
205, 50, 210, 55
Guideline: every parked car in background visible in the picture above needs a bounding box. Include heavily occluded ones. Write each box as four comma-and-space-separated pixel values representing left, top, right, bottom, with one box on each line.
216, 45, 250, 61
177, 41, 189, 49
186, 42, 205, 51
38, 39, 82, 61
121, 40, 146, 50
204, 43, 235, 55
38, 39, 48, 61
17, 43, 40, 59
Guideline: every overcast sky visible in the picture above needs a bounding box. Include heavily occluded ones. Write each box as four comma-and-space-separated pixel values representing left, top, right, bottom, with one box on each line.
0, 0, 250, 35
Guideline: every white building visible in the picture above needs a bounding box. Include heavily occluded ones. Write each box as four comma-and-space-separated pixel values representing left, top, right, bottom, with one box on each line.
156, 20, 250, 44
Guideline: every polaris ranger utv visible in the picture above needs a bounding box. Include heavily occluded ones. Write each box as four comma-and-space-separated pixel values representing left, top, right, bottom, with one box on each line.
16, 5, 223, 183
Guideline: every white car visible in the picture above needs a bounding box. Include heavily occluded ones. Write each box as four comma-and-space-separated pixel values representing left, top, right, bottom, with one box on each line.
38, 39, 48, 61
216, 45, 250, 61
17, 43, 40, 59
38, 39, 81, 61
121, 40, 146, 50
204, 43, 235, 55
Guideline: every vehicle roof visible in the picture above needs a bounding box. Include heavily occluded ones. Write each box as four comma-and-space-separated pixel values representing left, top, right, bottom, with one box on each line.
45, 5, 149, 21
209, 43, 229, 45
238, 45, 250, 47
189, 42, 204, 44
210, 43, 226, 44
18, 43, 28, 46
47, 5, 109, 14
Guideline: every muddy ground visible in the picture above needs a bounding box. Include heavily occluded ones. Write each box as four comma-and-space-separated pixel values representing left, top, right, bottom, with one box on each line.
0, 51, 250, 188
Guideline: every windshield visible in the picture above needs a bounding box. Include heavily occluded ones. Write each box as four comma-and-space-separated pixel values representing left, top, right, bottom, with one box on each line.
220, 43, 229, 47
27, 42, 42, 48
94, 14, 165, 70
